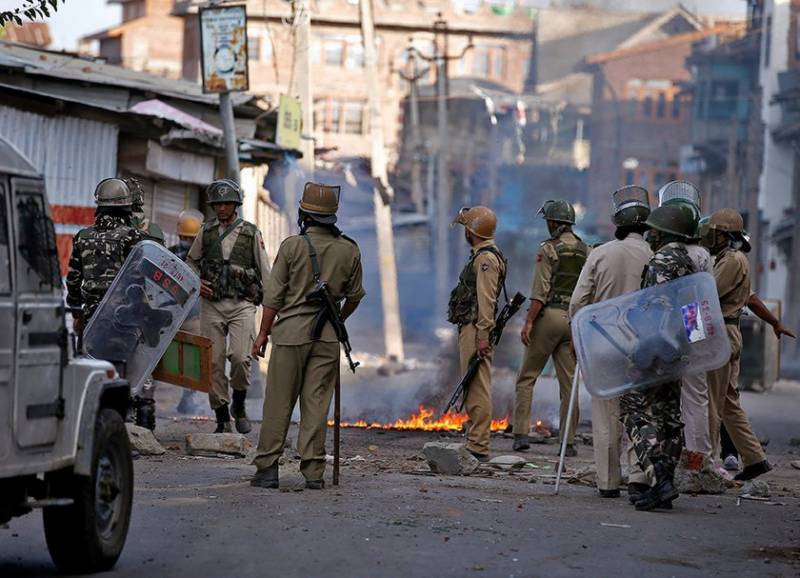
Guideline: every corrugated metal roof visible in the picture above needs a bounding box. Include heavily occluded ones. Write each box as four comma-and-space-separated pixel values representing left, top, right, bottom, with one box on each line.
0, 105, 117, 208
0, 41, 255, 108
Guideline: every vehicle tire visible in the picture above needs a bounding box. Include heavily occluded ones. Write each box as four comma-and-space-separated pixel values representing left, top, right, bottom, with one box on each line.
43, 408, 133, 573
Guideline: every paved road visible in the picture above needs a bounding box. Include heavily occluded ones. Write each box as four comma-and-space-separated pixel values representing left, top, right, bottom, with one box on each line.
3, 380, 800, 577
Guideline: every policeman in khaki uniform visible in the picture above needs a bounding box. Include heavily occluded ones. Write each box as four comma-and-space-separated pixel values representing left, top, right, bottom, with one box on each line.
569, 186, 652, 498
187, 179, 271, 434
701, 209, 772, 481
448, 206, 506, 461
251, 183, 365, 490
513, 200, 587, 455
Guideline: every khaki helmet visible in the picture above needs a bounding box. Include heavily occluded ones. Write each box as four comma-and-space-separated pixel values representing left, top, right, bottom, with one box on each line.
452, 206, 497, 239
612, 185, 650, 227
707, 208, 745, 234
94, 178, 132, 207
300, 182, 340, 215
177, 209, 204, 237
206, 179, 242, 205
645, 205, 696, 239
538, 199, 575, 224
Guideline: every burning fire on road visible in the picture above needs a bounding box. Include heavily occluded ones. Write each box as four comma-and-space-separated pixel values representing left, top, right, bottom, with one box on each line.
328, 404, 515, 432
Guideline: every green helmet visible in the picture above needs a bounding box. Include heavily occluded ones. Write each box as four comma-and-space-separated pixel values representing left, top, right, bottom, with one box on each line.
538, 199, 575, 224
94, 178, 132, 207
612, 185, 650, 227
206, 179, 242, 205
658, 181, 700, 235
645, 205, 696, 240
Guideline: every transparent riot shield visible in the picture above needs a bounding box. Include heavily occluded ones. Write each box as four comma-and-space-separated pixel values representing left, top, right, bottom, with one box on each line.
83, 240, 201, 393
571, 272, 731, 399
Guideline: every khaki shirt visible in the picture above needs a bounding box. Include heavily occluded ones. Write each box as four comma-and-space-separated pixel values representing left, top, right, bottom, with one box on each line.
472, 239, 505, 342
186, 218, 272, 304
264, 226, 366, 346
713, 248, 750, 319
569, 232, 652, 317
530, 231, 581, 305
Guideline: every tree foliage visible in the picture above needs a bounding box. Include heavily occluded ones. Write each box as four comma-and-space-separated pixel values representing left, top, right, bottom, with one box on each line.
0, 0, 65, 27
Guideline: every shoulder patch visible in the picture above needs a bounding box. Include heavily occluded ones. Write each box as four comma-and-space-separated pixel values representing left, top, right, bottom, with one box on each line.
536, 253, 543, 263
480, 262, 490, 272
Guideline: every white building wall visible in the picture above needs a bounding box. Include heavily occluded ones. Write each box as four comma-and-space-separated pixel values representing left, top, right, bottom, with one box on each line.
759, 0, 793, 301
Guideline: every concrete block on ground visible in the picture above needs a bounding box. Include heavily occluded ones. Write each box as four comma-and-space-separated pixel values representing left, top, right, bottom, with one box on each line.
740, 479, 770, 498
674, 453, 728, 494
185, 433, 251, 457
422, 442, 479, 475
126, 424, 166, 456
488, 455, 528, 470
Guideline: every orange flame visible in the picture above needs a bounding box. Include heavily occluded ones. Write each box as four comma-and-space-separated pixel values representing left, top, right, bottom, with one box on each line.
328, 404, 510, 432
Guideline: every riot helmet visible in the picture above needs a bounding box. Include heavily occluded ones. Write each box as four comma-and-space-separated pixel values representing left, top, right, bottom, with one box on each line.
451, 206, 497, 239
177, 209, 204, 237
644, 205, 696, 240
94, 178, 132, 207
612, 185, 650, 227
538, 199, 575, 224
206, 179, 243, 205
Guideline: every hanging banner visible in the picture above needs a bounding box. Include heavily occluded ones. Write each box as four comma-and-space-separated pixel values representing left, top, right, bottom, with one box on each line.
199, 4, 249, 93
276, 95, 302, 151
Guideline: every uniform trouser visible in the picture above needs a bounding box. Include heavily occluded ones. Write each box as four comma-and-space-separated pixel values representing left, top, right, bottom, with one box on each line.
707, 325, 765, 467
512, 307, 578, 444
201, 298, 257, 410
253, 341, 339, 481
680, 372, 712, 455
621, 381, 683, 486
458, 324, 493, 456
591, 396, 647, 490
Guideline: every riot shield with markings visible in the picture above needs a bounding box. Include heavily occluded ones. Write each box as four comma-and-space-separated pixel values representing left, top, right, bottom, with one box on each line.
571, 272, 731, 399
83, 240, 201, 393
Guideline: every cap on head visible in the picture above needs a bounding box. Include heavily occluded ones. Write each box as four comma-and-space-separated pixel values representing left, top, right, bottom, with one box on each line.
644, 205, 696, 240
94, 178, 132, 207
452, 206, 497, 239
177, 209, 204, 237
206, 179, 242, 205
612, 185, 650, 227
538, 199, 575, 224
708, 208, 745, 234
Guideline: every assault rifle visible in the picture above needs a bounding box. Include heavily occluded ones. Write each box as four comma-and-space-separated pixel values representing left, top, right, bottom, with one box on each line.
443, 292, 527, 414
308, 281, 360, 373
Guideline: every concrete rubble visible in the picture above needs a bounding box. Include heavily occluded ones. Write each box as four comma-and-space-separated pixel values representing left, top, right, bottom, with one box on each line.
488, 455, 528, 470
422, 442, 479, 475
185, 433, 251, 458
126, 424, 166, 456
674, 452, 729, 494
740, 480, 771, 499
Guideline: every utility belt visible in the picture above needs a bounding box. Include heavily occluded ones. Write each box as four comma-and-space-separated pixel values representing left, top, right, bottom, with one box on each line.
723, 314, 741, 327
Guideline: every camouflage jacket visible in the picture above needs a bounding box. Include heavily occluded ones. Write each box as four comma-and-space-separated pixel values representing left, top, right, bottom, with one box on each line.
66, 214, 145, 320
642, 241, 696, 289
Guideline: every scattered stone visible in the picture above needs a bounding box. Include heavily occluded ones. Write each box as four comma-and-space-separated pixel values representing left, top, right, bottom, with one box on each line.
368, 445, 379, 453
126, 424, 165, 456
185, 433, 251, 457
422, 442, 479, 475
487, 455, 528, 470
674, 453, 728, 494
740, 480, 771, 499
790, 461, 800, 471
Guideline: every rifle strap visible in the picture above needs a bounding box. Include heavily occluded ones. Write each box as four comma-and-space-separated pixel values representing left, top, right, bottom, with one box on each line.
205, 218, 243, 258
301, 233, 321, 282
475, 246, 509, 304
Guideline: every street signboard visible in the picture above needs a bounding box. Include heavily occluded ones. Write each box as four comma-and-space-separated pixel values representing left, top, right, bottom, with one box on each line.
199, 4, 249, 93
276, 95, 302, 151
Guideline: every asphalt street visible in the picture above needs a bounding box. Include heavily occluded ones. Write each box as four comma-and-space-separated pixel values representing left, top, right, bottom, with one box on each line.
2, 378, 800, 577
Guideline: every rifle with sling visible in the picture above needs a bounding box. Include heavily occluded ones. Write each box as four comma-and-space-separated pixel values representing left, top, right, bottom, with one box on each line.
443, 292, 526, 414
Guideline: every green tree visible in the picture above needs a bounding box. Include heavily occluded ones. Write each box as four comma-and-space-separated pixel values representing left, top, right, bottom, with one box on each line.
1, 0, 65, 27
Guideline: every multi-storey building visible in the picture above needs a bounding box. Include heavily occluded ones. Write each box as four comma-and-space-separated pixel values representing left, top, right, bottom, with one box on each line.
81, 0, 184, 79
174, 0, 536, 160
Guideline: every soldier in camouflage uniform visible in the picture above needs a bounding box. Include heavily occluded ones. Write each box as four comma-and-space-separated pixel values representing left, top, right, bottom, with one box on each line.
620, 205, 696, 511
66, 178, 145, 331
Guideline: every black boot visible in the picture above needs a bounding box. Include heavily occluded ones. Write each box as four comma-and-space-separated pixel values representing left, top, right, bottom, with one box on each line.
635, 462, 678, 511
513, 434, 530, 451
251, 465, 279, 489
134, 397, 156, 431
214, 404, 232, 434
628, 482, 650, 504
734, 460, 772, 481
231, 390, 252, 434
